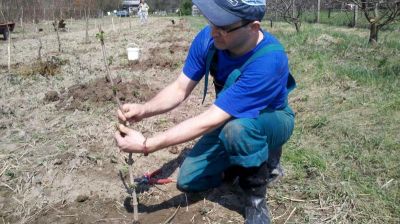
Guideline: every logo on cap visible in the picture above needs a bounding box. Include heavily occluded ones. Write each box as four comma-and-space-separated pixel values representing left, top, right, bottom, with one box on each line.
242, 0, 266, 5
226, 0, 239, 6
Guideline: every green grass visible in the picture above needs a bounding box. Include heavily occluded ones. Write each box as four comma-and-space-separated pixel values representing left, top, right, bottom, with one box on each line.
186, 17, 399, 222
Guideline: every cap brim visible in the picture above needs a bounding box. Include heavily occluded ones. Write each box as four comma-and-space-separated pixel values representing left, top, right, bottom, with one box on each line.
193, 0, 241, 26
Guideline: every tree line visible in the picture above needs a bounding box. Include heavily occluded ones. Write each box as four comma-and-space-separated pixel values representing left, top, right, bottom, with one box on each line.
1, 0, 398, 44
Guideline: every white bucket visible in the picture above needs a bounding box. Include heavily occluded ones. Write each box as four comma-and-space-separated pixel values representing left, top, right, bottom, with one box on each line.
127, 43, 140, 61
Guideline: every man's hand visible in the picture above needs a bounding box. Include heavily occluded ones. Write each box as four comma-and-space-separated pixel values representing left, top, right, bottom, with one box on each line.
117, 103, 146, 123
114, 124, 146, 153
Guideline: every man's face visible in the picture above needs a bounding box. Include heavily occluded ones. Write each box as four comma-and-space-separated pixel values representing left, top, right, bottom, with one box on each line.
209, 20, 253, 50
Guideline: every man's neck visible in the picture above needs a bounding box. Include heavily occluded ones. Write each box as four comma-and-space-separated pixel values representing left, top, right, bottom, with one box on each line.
229, 30, 264, 57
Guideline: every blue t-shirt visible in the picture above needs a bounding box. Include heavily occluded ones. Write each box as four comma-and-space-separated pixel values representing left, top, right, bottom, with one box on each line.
183, 26, 290, 118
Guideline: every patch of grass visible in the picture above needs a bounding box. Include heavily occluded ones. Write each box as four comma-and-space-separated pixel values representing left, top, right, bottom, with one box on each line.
186, 16, 208, 31
284, 147, 326, 173
258, 20, 399, 222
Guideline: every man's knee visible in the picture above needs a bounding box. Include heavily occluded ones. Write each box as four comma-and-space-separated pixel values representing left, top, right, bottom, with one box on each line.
220, 119, 249, 148
176, 172, 194, 192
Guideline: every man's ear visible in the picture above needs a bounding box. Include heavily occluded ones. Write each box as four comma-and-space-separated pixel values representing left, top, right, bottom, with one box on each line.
250, 21, 261, 31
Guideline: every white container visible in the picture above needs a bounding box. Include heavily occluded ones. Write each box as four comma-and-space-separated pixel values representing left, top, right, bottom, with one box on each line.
127, 43, 140, 61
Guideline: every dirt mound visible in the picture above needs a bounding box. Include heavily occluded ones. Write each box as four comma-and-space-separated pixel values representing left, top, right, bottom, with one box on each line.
17, 56, 69, 77
124, 44, 189, 71
55, 77, 156, 111
168, 43, 189, 54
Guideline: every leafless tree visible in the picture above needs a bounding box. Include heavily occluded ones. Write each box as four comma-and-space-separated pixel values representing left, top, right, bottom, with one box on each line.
276, 0, 306, 32
342, 0, 400, 44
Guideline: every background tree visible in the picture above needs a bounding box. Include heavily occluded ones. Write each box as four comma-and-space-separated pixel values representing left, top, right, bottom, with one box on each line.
276, 0, 306, 32
179, 0, 192, 16
343, 0, 400, 44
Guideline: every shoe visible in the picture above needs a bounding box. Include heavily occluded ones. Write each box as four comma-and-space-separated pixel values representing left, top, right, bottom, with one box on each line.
238, 162, 271, 224
267, 163, 284, 187
243, 189, 271, 224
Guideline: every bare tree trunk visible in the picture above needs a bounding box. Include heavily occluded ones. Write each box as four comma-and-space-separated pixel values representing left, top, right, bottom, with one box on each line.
112, 17, 115, 32
354, 5, 358, 27
317, 0, 321, 23
21, 7, 24, 37
53, 20, 62, 52
44, 7, 46, 21
369, 22, 378, 44
38, 38, 42, 61
328, 8, 331, 18
295, 22, 300, 33
292, 0, 295, 18
33, 6, 36, 23
53, 0, 55, 20
85, 9, 89, 43
8, 30, 11, 72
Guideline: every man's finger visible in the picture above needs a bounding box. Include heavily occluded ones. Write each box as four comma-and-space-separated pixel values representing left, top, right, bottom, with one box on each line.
122, 104, 131, 113
124, 109, 136, 119
117, 124, 131, 135
117, 109, 127, 121
114, 131, 124, 147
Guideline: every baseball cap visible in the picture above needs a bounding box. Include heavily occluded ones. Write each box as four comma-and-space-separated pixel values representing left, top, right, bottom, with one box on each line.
192, 0, 266, 26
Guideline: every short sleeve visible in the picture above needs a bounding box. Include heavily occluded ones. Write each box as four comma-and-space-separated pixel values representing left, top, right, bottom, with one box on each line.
182, 26, 213, 81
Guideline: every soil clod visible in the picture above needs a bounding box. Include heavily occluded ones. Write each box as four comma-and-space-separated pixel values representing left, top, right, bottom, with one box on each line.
44, 91, 60, 102
76, 195, 89, 202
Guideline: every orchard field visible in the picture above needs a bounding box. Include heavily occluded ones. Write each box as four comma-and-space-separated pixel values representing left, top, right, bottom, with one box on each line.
0, 15, 399, 223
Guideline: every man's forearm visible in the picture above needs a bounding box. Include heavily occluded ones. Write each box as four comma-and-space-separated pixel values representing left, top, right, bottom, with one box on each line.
145, 105, 231, 153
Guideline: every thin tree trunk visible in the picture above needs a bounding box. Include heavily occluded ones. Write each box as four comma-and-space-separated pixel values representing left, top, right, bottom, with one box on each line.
8, 30, 11, 72
54, 20, 62, 52
295, 22, 300, 33
21, 7, 24, 37
354, 5, 358, 27
292, 0, 295, 18
85, 9, 89, 43
369, 23, 378, 44
112, 17, 115, 32
53, 0, 55, 20
317, 0, 321, 23
34, 6, 36, 23
38, 38, 42, 61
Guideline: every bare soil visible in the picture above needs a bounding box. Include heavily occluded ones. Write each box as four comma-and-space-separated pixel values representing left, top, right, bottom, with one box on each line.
55, 77, 156, 111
